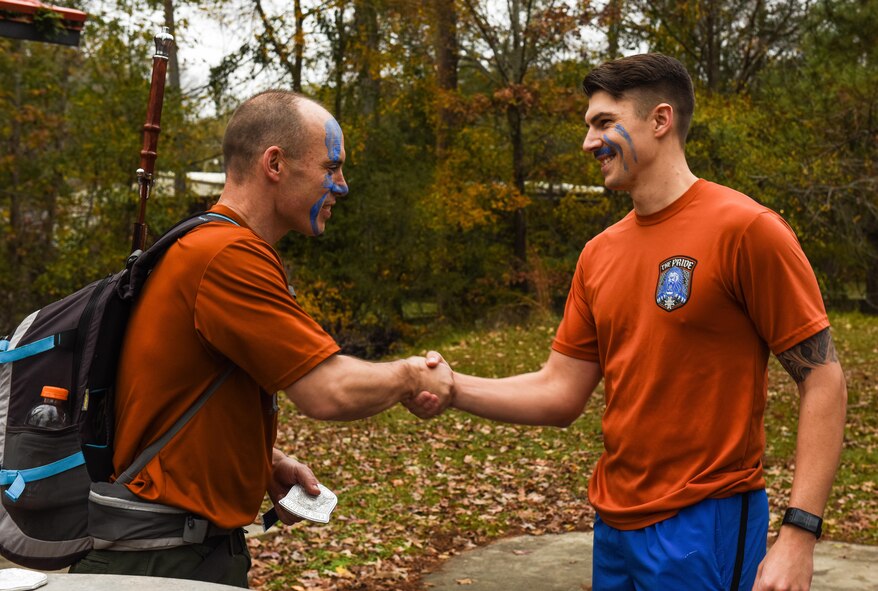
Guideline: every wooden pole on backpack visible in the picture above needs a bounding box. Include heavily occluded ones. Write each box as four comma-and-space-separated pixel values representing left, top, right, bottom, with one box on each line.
131, 27, 174, 254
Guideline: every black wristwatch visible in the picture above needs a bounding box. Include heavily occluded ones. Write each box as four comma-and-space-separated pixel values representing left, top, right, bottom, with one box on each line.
782, 507, 823, 539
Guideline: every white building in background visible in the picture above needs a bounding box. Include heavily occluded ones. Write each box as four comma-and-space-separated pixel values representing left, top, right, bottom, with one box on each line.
524, 181, 606, 201
153, 171, 226, 198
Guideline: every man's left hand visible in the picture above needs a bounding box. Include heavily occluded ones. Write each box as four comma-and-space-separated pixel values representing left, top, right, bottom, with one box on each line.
268, 449, 320, 524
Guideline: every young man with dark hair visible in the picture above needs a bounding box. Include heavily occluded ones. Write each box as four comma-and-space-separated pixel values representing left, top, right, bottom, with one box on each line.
418, 53, 847, 590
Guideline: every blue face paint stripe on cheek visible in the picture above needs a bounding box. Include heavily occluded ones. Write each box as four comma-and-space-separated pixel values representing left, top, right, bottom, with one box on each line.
310, 191, 330, 236
614, 124, 638, 162
595, 146, 613, 158
310, 175, 350, 236
602, 135, 628, 171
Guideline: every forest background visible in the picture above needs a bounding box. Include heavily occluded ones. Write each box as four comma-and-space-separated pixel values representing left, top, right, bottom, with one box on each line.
2, 2, 877, 589
1, 0, 876, 353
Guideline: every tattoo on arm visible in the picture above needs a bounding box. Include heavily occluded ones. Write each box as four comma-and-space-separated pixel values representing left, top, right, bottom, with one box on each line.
776, 328, 839, 384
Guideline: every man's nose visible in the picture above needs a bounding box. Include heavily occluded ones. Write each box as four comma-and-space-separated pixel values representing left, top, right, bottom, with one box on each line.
582, 129, 603, 153
333, 172, 349, 196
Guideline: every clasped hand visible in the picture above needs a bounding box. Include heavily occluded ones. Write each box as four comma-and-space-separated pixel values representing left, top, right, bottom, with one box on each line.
403, 351, 454, 419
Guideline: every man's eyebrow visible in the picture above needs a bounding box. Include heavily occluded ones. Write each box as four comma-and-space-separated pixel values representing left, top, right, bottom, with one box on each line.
586, 111, 615, 127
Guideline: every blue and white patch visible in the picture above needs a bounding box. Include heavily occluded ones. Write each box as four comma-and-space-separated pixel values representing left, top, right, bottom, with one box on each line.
655, 256, 697, 312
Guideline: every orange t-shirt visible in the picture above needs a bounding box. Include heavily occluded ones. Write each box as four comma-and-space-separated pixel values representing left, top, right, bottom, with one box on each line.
553, 179, 828, 530
113, 205, 340, 529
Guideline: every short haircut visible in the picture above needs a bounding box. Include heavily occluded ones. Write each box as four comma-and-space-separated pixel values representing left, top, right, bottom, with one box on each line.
582, 53, 695, 145
222, 89, 310, 183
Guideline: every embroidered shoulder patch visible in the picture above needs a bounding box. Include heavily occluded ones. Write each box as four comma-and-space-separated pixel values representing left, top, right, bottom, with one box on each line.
655, 256, 697, 312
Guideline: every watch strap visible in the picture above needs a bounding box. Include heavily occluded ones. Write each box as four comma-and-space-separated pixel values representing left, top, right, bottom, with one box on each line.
782, 507, 823, 539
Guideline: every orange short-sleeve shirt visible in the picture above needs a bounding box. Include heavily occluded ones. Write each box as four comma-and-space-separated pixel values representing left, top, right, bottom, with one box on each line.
553, 180, 828, 530
113, 205, 340, 528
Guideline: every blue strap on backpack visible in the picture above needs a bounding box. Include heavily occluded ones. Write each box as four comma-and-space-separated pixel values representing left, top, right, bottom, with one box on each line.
1, 453, 86, 501
0, 334, 68, 364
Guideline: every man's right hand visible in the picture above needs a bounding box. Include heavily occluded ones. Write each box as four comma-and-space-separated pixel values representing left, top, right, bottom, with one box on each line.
403, 351, 453, 419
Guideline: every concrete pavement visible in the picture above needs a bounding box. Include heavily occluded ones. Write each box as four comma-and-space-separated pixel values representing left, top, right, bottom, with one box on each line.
421, 532, 878, 590
3, 530, 875, 589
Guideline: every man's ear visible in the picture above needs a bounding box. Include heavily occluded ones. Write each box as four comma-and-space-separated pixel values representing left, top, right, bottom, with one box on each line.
652, 103, 674, 139
262, 146, 283, 180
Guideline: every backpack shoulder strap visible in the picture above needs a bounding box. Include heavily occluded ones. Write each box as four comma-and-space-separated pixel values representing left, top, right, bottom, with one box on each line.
116, 364, 235, 486
116, 212, 240, 484
123, 212, 240, 300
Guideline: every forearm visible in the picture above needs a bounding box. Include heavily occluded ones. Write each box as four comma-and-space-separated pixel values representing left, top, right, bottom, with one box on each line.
756, 333, 848, 589
285, 355, 422, 421
786, 362, 847, 518
453, 351, 600, 427
454, 373, 570, 426
327, 356, 418, 419
755, 362, 846, 588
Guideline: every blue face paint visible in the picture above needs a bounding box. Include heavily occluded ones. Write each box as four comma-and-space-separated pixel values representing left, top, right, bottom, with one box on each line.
308, 186, 330, 236
595, 146, 614, 158
602, 134, 628, 171
325, 118, 343, 161
613, 124, 638, 163
309, 118, 348, 236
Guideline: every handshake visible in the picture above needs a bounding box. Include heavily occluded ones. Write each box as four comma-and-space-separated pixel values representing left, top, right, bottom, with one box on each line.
402, 351, 455, 419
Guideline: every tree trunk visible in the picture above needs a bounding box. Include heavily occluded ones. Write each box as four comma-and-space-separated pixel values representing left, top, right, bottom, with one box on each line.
333, 8, 345, 120
293, 0, 304, 92
9, 41, 23, 270
865, 228, 878, 314
254, 0, 299, 88
433, 0, 459, 159
605, 0, 623, 58
163, 0, 181, 98
507, 103, 527, 267
702, 0, 721, 92
508, 0, 527, 274
163, 0, 186, 196
354, 0, 380, 122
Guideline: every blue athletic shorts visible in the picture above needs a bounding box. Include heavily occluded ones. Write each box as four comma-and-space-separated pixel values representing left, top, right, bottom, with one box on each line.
593, 489, 768, 591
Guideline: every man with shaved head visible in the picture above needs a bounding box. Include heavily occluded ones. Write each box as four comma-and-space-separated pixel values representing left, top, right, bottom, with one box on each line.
70, 90, 452, 586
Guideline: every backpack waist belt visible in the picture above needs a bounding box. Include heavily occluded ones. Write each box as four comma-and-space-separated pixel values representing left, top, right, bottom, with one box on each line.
88, 481, 233, 551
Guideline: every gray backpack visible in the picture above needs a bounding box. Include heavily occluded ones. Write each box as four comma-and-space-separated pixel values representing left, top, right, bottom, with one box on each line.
0, 212, 236, 569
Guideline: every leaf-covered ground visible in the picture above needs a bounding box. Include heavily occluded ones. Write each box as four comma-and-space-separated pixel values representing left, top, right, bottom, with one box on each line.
248, 312, 877, 590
